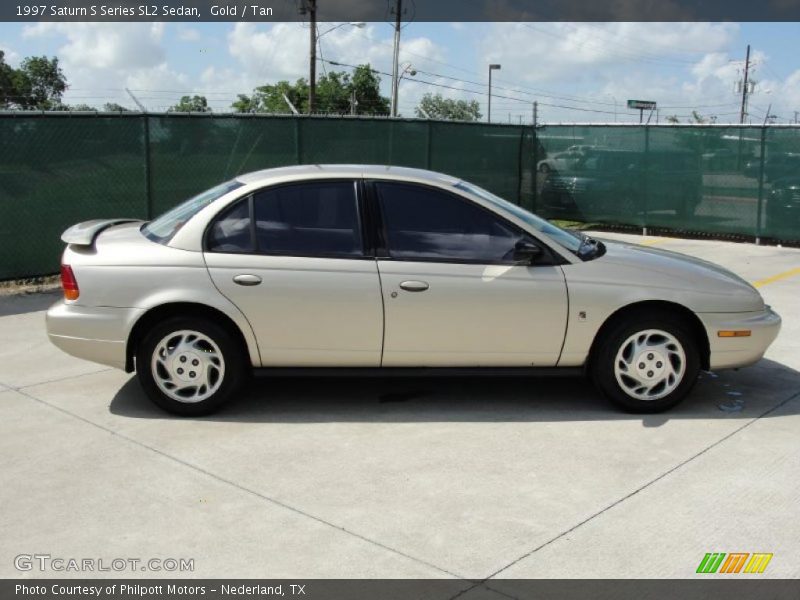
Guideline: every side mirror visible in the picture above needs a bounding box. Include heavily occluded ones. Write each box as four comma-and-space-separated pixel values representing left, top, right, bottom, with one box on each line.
513, 240, 543, 265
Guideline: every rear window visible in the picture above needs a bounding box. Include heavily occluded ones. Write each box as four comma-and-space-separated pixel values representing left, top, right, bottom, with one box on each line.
143, 180, 244, 244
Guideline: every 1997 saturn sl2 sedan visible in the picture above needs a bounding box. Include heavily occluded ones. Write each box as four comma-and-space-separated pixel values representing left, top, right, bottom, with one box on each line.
46, 165, 781, 416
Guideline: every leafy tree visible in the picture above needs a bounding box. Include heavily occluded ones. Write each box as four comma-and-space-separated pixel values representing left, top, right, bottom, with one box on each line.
17, 56, 67, 109
234, 79, 309, 113
67, 103, 96, 111
170, 95, 210, 112
103, 102, 130, 112
415, 93, 481, 121
232, 64, 388, 115
350, 65, 389, 114
316, 71, 351, 113
0, 51, 17, 108
0, 53, 67, 110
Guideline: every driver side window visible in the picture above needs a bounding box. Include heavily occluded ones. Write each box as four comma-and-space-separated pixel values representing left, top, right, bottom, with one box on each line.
375, 181, 532, 264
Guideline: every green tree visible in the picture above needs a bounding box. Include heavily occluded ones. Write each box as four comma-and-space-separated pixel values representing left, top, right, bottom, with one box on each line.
170, 95, 210, 112
237, 79, 309, 113
0, 51, 17, 108
415, 93, 481, 121
350, 65, 389, 114
65, 103, 96, 111
16, 56, 67, 109
103, 102, 130, 112
232, 64, 388, 115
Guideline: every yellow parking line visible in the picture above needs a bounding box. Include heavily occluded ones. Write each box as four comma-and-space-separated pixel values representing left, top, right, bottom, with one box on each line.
640, 238, 671, 246
752, 267, 800, 288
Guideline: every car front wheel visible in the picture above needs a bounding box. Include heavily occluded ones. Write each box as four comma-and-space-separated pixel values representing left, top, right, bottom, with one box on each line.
591, 313, 701, 413
136, 317, 247, 416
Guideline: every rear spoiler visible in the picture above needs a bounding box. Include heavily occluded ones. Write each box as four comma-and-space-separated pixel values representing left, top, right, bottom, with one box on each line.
61, 219, 142, 246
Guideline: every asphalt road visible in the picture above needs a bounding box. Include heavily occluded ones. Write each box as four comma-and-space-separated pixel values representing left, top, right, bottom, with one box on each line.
1, 233, 798, 582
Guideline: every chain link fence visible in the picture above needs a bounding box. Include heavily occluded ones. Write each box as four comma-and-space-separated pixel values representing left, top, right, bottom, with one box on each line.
1, 114, 798, 280
534, 124, 800, 243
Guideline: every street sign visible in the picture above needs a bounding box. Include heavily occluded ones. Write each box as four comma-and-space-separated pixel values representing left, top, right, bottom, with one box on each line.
627, 99, 657, 110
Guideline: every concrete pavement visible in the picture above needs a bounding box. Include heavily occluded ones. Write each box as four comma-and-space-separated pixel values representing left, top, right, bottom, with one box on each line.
1, 234, 798, 582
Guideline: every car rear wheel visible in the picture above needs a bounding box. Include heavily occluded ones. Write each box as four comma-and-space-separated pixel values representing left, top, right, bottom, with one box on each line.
136, 317, 247, 416
591, 313, 700, 413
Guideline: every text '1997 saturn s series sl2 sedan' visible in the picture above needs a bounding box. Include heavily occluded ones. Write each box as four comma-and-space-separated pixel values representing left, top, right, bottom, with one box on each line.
46, 165, 781, 416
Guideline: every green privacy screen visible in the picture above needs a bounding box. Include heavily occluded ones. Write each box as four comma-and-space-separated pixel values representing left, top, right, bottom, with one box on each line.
534, 124, 800, 242
0, 114, 798, 279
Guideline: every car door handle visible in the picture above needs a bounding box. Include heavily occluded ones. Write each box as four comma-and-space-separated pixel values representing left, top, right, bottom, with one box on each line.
399, 280, 429, 292
233, 274, 262, 286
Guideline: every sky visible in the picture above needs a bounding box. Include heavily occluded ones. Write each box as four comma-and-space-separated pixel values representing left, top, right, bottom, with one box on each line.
1, 21, 799, 123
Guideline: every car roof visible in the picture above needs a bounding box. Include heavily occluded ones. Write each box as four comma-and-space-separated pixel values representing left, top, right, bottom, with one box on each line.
235, 164, 461, 186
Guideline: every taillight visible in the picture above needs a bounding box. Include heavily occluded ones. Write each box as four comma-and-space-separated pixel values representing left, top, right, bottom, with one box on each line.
60, 264, 79, 301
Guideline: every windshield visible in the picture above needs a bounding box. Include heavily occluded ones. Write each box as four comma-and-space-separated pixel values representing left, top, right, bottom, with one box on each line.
454, 181, 583, 255
142, 180, 244, 243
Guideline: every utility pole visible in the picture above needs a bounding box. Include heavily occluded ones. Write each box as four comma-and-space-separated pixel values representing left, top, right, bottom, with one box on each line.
304, 0, 317, 114
739, 44, 751, 124
533, 101, 538, 126
389, 0, 402, 117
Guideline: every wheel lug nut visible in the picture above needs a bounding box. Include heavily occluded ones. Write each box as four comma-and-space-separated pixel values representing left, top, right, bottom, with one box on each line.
647, 371, 654, 377
180, 356, 186, 362
192, 359, 199, 366
647, 353, 654, 360
656, 362, 663, 368
177, 368, 184, 374
189, 371, 196, 378
639, 363, 645, 369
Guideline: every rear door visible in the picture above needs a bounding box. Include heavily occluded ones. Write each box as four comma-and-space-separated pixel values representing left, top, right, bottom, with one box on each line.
204, 179, 384, 366
372, 180, 568, 367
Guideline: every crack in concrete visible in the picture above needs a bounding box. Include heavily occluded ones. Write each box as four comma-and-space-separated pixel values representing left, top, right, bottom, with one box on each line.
6, 367, 115, 392
450, 388, 800, 599
14, 385, 466, 582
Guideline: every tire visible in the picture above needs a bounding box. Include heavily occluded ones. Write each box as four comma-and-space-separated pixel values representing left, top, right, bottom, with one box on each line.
590, 311, 701, 413
136, 316, 247, 416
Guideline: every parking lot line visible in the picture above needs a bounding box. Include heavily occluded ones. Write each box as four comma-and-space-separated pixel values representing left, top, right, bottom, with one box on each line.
752, 267, 800, 288
639, 238, 671, 246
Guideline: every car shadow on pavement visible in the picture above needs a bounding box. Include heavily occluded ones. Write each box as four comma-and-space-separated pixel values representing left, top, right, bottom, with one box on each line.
0, 290, 60, 317
109, 358, 800, 426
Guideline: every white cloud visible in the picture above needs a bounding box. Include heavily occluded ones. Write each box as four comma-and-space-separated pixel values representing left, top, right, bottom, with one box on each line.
178, 27, 201, 42
481, 23, 738, 84
0, 43, 20, 66
225, 22, 447, 105
23, 22, 166, 70
20, 22, 187, 110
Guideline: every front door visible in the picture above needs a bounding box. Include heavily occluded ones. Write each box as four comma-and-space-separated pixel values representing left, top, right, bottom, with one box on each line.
372, 181, 568, 367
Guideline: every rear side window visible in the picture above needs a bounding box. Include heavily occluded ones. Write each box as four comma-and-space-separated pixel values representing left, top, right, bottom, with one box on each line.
252, 181, 363, 257
143, 180, 243, 244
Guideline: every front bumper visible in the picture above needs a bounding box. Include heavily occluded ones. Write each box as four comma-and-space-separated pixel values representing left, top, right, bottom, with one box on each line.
46, 301, 144, 370
697, 306, 782, 370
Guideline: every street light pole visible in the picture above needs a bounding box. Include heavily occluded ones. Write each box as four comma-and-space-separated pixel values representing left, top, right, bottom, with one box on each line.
487, 64, 501, 123
308, 20, 365, 115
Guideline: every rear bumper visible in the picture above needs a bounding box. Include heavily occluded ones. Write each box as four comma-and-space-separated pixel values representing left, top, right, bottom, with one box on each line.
46, 301, 144, 370
698, 306, 782, 370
